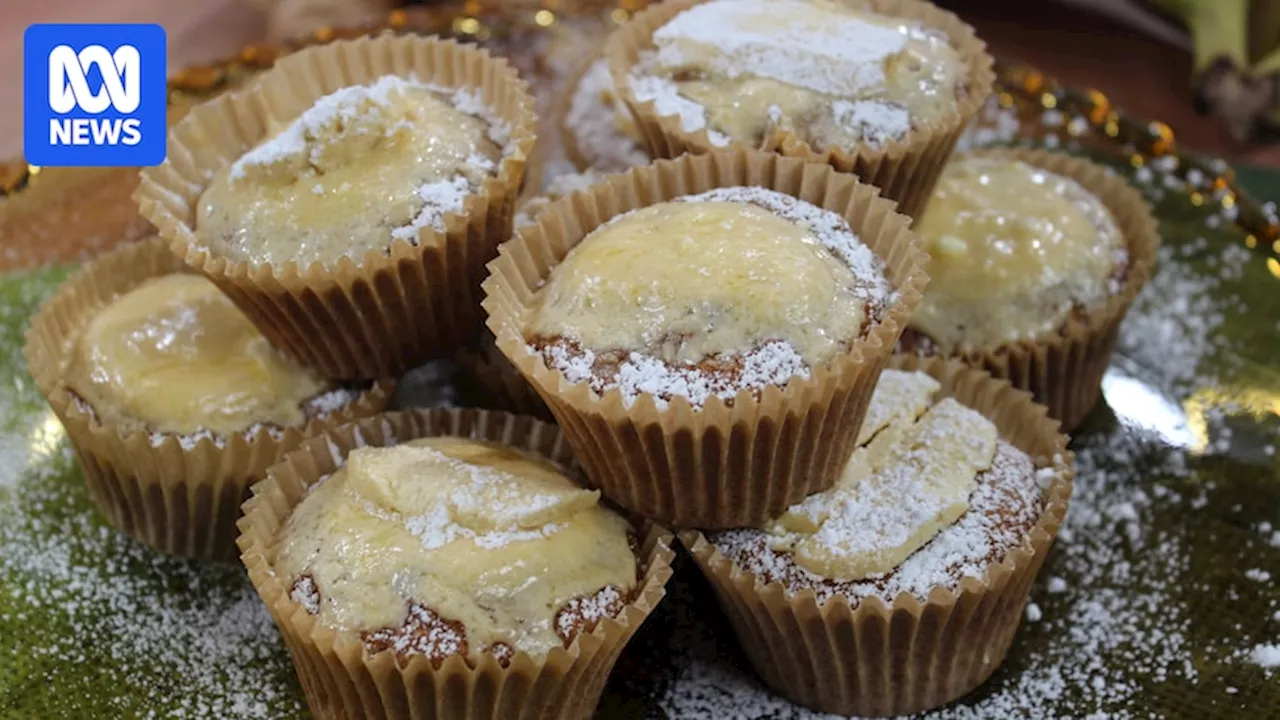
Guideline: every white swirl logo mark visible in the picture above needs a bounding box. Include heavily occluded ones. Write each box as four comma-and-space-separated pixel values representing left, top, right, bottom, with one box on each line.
47, 44, 140, 114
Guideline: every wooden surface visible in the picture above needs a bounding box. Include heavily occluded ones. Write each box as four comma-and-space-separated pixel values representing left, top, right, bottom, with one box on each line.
0, 0, 1278, 170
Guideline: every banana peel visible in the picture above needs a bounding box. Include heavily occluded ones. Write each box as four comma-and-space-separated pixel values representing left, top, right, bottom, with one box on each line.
1151, 0, 1280, 142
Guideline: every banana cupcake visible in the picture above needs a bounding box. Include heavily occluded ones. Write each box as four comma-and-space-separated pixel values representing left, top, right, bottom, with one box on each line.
23, 238, 390, 559
136, 35, 537, 380
898, 148, 1159, 430
484, 149, 927, 529
238, 409, 674, 720
682, 357, 1073, 716
562, 54, 650, 173
607, 0, 994, 218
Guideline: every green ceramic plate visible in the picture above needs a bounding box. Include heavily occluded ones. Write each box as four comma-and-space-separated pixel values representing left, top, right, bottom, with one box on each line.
3, 28, 1280, 720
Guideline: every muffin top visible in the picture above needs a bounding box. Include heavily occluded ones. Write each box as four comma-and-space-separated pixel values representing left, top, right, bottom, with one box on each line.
197, 75, 506, 268
522, 187, 894, 407
565, 58, 648, 172
64, 274, 329, 436
714, 369, 1050, 599
273, 437, 638, 662
911, 157, 1127, 351
629, 0, 965, 150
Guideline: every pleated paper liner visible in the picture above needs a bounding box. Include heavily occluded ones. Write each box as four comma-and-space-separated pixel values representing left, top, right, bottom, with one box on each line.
605, 0, 996, 220
135, 35, 538, 381
455, 330, 554, 421
236, 408, 676, 720
680, 355, 1074, 717
904, 147, 1160, 432
482, 148, 929, 529
22, 237, 393, 561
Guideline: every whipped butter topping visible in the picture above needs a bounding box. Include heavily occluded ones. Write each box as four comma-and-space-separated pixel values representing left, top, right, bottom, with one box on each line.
273, 437, 637, 661
630, 0, 964, 149
912, 158, 1127, 351
765, 369, 998, 580
198, 76, 505, 268
64, 274, 330, 436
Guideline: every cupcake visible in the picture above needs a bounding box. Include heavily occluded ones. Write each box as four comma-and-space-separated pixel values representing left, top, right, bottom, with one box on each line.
135, 35, 537, 380
607, 0, 995, 219
561, 53, 651, 174
898, 148, 1159, 430
238, 408, 675, 720
484, 149, 928, 529
23, 237, 391, 560
681, 356, 1073, 716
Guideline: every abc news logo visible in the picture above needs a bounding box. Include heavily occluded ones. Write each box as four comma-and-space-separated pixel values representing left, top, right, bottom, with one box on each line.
24, 24, 166, 167
47, 44, 143, 146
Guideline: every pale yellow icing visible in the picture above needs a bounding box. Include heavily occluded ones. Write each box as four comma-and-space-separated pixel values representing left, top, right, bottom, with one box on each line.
523, 194, 880, 367
272, 437, 637, 660
198, 76, 501, 268
912, 158, 1125, 351
638, 0, 965, 149
64, 274, 329, 436
769, 369, 997, 580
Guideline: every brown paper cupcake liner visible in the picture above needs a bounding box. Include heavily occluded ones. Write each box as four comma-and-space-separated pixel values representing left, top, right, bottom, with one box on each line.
236, 408, 676, 720
606, 0, 995, 220
680, 355, 1074, 717
135, 35, 538, 381
482, 148, 929, 529
455, 331, 555, 422
22, 237, 393, 560
908, 147, 1160, 431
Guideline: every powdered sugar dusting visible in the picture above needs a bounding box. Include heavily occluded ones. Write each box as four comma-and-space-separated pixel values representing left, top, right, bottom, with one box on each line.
619, 341, 808, 410
231, 76, 510, 179
1246, 644, 1280, 669
650, 0, 907, 98
0, 449, 303, 718
390, 176, 472, 241
303, 386, 359, 416
831, 100, 912, 148
629, 72, 730, 146
714, 440, 1044, 604
565, 59, 649, 171
555, 584, 624, 639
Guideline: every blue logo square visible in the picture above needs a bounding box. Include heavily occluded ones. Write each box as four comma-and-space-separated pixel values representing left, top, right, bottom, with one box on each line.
24, 24, 167, 167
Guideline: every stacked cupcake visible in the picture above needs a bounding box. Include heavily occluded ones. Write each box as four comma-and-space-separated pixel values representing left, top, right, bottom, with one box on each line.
21, 1, 1164, 717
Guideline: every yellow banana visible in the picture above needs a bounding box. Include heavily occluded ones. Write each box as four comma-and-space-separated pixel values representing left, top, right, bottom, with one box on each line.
1153, 0, 1269, 140
1150, 0, 1251, 74
1247, 0, 1280, 64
